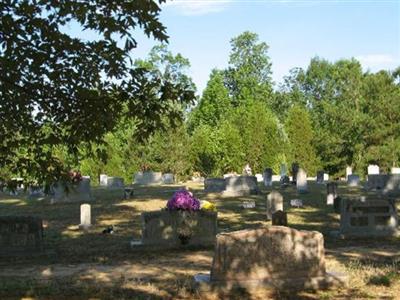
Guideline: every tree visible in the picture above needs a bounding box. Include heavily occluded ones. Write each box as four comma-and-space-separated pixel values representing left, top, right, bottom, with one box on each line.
285, 105, 319, 174
0, 1, 196, 185
225, 31, 273, 106
188, 69, 230, 131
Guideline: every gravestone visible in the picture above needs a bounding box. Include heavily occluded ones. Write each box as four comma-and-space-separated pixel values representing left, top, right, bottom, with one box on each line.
366, 174, 400, 194
291, 163, 299, 183
272, 175, 281, 182
0, 216, 43, 256
99, 174, 108, 186
223, 176, 258, 196
134, 171, 163, 185
28, 186, 44, 199
290, 199, 303, 208
204, 178, 226, 193
263, 168, 273, 187
79, 204, 91, 230
266, 191, 283, 220
241, 201, 256, 209
137, 210, 217, 247
334, 196, 342, 214
368, 164, 380, 175
272, 210, 287, 226
326, 182, 338, 205
195, 226, 347, 291
280, 164, 287, 177
391, 167, 400, 174
296, 168, 308, 193
324, 173, 329, 181
255, 174, 264, 183
106, 177, 124, 188
347, 175, 360, 187
316, 171, 324, 184
346, 166, 352, 179
51, 178, 92, 203
162, 173, 175, 184
339, 198, 398, 238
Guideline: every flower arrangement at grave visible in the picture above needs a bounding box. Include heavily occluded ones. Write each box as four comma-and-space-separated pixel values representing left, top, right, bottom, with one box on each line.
68, 171, 83, 184
166, 189, 216, 245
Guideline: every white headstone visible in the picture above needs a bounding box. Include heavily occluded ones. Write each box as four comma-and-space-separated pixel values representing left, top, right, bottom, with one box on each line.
100, 174, 108, 186
266, 191, 283, 220
79, 204, 91, 230
368, 164, 380, 175
255, 174, 264, 183
296, 168, 308, 193
324, 173, 329, 181
346, 166, 352, 179
391, 167, 400, 174
272, 175, 281, 182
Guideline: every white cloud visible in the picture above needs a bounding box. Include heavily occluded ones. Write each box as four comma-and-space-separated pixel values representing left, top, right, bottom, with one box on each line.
163, 0, 232, 16
355, 54, 399, 68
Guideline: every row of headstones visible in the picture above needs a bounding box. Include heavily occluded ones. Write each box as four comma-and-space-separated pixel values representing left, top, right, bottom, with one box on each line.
347, 165, 400, 177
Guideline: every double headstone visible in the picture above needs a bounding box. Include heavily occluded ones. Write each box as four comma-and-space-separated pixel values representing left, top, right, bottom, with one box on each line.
263, 168, 272, 187
134, 171, 163, 185
223, 176, 258, 196
340, 198, 398, 237
195, 226, 346, 291
296, 168, 308, 193
266, 191, 283, 220
52, 178, 92, 203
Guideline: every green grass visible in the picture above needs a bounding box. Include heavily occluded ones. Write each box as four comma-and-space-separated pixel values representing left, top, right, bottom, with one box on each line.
0, 181, 400, 299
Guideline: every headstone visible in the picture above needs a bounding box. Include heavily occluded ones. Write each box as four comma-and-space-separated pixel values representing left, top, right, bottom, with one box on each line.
106, 177, 124, 188
196, 226, 347, 290
347, 175, 360, 187
223, 176, 258, 196
79, 204, 91, 230
296, 168, 308, 193
326, 182, 338, 205
368, 164, 380, 175
28, 186, 44, 198
255, 173, 264, 183
223, 173, 237, 179
263, 168, 273, 187
391, 167, 400, 174
51, 178, 92, 203
272, 210, 287, 226
99, 174, 108, 186
280, 164, 287, 177
333, 196, 341, 214
134, 171, 163, 185
340, 198, 398, 237
324, 173, 329, 181
280, 175, 290, 187
204, 178, 226, 193
316, 171, 324, 184
272, 175, 281, 182
290, 199, 303, 208
266, 191, 283, 220
0, 216, 43, 256
162, 173, 175, 184
346, 166, 352, 179
138, 210, 217, 247
291, 163, 299, 183
366, 174, 400, 194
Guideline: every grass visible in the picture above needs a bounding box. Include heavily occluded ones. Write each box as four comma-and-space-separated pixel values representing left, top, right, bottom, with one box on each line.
0, 181, 400, 299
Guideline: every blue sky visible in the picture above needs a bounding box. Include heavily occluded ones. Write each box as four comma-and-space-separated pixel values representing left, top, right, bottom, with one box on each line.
67, 0, 400, 94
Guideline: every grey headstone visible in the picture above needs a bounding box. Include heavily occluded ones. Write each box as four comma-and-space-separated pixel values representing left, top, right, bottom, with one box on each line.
134, 171, 163, 185
106, 177, 124, 188
204, 178, 226, 193
162, 173, 175, 184
290, 199, 303, 208
316, 171, 324, 184
222, 176, 258, 196
266, 191, 283, 220
296, 168, 308, 193
347, 175, 360, 187
51, 178, 92, 203
263, 168, 273, 187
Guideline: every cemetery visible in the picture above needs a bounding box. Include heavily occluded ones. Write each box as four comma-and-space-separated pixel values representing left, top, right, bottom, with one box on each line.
1, 175, 400, 299
1, 1, 399, 299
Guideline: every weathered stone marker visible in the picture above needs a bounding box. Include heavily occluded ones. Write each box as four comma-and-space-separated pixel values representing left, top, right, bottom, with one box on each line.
340, 198, 398, 238
326, 182, 338, 205
346, 166, 352, 179
266, 191, 283, 220
195, 226, 347, 291
79, 204, 91, 230
223, 176, 258, 196
99, 174, 108, 186
106, 176, 124, 188
263, 168, 273, 187
162, 173, 175, 184
272, 210, 287, 226
296, 168, 308, 193
291, 162, 299, 183
0, 216, 43, 256
133, 171, 163, 185
51, 178, 92, 203
367, 164, 380, 175
204, 178, 226, 193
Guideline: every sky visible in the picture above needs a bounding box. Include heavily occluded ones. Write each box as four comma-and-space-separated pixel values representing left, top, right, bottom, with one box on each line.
67, 0, 400, 94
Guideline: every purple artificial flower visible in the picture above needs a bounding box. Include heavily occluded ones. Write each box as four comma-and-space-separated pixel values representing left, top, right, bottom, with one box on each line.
167, 189, 200, 211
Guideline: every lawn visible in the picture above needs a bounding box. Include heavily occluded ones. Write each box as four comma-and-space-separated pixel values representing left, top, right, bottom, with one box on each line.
0, 181, 399, 300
